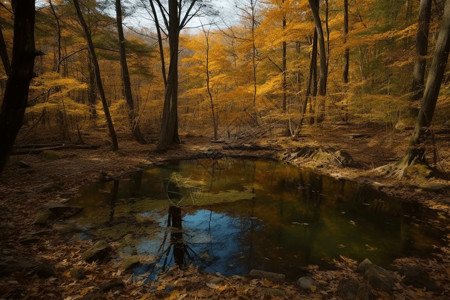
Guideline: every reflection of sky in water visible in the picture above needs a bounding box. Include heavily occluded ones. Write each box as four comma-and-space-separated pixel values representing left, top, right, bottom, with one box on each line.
134, 210, 253, 278
71, 158, 447, 281
184, 210, 249, 276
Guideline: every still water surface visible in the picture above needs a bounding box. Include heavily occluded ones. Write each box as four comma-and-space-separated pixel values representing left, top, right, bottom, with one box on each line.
70, 158, 446, 280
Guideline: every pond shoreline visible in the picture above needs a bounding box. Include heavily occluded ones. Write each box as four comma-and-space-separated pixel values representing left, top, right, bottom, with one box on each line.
0, 132, 449, 299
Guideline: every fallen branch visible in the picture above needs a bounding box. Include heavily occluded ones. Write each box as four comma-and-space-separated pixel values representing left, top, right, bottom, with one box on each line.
13, 144, 99, 155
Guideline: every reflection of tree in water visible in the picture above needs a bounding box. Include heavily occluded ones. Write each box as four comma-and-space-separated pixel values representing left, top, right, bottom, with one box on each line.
158, 177, 196, 271
158, 205, 194, 270
108, 180, 119, 224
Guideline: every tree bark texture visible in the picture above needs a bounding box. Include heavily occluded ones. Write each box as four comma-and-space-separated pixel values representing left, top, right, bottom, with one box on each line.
282, 0, 287, 113
309, 0, 327, 96
0, 25, 11, 75
411, 0, 432, 104
343, 0, 349, 84
405, 0, 450, 164
0, 0, 36, 172
73, 0, 119, 150
115, 0, 146, 144
300, 30, 317, 127
149, 0, 167, 87
203, 26, 218, 140
157, 0, 180, 150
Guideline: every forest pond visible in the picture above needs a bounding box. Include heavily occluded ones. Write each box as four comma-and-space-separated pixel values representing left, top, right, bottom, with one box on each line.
70, 158, 447, 280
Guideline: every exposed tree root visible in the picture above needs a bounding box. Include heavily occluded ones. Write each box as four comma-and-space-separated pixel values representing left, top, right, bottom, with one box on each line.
377, 149, 432, 179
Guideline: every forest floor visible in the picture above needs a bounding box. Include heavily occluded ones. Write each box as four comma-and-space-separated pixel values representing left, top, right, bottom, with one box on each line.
0, 122, 449, 299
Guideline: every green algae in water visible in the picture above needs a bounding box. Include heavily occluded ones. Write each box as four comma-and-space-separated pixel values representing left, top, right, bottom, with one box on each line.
70, 158, 447, 280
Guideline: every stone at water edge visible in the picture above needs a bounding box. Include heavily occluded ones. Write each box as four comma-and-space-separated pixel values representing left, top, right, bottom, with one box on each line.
122, 256, 141, 272
357, 258, 373, 273
400, 265, 441, 293
337, 278, 373, 300
357, 258, 396, 292
248, 269, 286, 282
70, 268, 85, 280
82, 240, 112, 263
296, 276, 318, 290
364, 264, 396, 292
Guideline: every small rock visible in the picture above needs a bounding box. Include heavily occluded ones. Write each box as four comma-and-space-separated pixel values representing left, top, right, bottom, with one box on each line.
357, 258, 373, 273
337, 278, 373, 300
34, 204, 83, 226
82, 240, 112, 263
248, 269, 285, 282
99, 280, 124, 292
34, 210, 52, 226
122, 256, 141, 272
45, 203, 83, 219
400, 265, 441, 292
208, 276, 224, 285
70, 268, 85, 280
296, 276, 318, 290
364, 264, 396, 292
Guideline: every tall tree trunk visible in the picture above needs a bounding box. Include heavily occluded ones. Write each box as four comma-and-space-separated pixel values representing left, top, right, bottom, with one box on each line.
296, 41, 302, 94
87, 54, 97, 118
0, 25, 11, 75
157, 0, 180, 151
343, 0, 349, 84
411, 0, 432, 110
0, 0, 35, 172
282, 0, 287, 113
73, 0, 118, 150
115, 0, 146, 144
309, 0, 327, 96
202, 26, 218, 141
251, 0, 258, 121
149, 0, 167, 87
343, 0, 350, 122
300, 30, 317, 127
49, 0, 61, 73
400, 0, 450, 168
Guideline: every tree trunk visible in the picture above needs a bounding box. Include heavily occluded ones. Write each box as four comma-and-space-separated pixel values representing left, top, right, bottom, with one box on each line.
0, 0, 35, 172
0, 25, 11, 75
282, 0, 287, 113
73, 0, 118, 150
343, 0, 349, 84
149, 0, 167, 87
401, 0, 450, 168
115, 0, 146, 144
309, 0, 327, 96
343, 0, 350, 122
87, 54, 97, 118
49, 0, 61, 73
203, 26, 218, 140
300, 30, 317, 127
251, 0, 258, 121
411, 0, 432, 109
157, 0, 180, 151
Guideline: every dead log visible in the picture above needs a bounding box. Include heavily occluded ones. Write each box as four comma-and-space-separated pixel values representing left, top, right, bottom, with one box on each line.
12, 144, 99, 155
